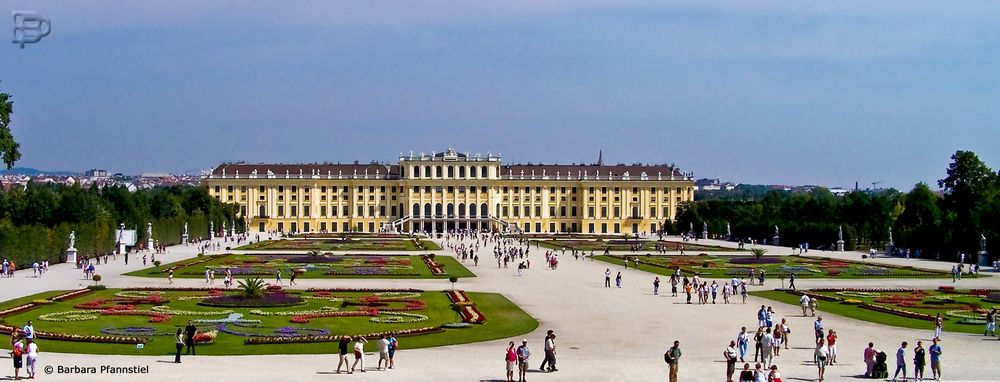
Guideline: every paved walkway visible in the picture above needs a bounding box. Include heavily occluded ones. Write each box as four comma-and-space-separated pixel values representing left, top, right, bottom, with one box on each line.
3, 236, 998, 381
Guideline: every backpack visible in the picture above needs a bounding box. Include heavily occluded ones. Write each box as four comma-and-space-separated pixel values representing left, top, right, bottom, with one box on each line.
664, 349, 675, 364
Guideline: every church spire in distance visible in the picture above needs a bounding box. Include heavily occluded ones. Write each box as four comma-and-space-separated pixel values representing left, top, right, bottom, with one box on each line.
597, 149, 603, 166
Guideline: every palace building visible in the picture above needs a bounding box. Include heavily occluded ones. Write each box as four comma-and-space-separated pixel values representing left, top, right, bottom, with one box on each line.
203, 149, 695, 235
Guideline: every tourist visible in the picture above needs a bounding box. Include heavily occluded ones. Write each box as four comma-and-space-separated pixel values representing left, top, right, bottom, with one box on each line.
174, 329, 184, 363
753, 328, 763, 363
387, 333, 398, 369
275, 269, 282, 285
542, 332, 557, 372
24, 339, 37, 379
765, 307, 774, 328
724, 340, 738, 382
929, 338, 942, 380
737, 327, 750, 362
604, 268, 611, 288
505, 341, 517, 382
351, 336, 367, 372
814, 316, 824, 341
337, 336, 351, 374
933, 313, 943, 340
204, 268, 211, 283
864, 342, 877, 377
814, 338, 829, 381
711, 281, 719, 303
615, 272, 622, 288
799, 293, 810, 316
723, 282, 732, 304
892, 341, 908, 381
739, 363, 754, 382
185, 320, 197, 355
757, 306, 768, 328
767, 365, 782, 382
759, 328, 774, 368
772, 321, 784, 357
664, 340, 681, 382
913, 340, 926, 381
168, 269, 174, 284
670, 273, 679, 297
788, 273, 795, 290
683, 278, 693, 304
780, 318, 790, 350
986, 308, 997, 336
10, 335, 23, 380
826, 329, 838, 364
22, 320, 33, 342
653, 277, 660, 295
516, 339, 530, 382
809, 297, 819, 316
289, 269, 298, 286
377, 334, 390, 371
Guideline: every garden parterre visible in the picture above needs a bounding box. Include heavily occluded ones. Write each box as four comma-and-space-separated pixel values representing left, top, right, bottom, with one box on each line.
754, 287, 1000, 334
0, 287, 536, 355
596, 254, 961, 279
125, 253, 474, 279
236, 237, 440, 251
533, 239, 739, 252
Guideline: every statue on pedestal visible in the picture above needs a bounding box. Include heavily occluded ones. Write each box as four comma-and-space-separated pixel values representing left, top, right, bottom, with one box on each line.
726, 222, 731, 240
836, 225, 845, 252
68, 230, 76, 250
981, 234, 987, 253
184, 222, 189, 236
772, 225, 780, 246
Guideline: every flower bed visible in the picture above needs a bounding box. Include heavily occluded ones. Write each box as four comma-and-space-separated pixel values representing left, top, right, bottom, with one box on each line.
289, 310, 375, 324
728, 257, 784, 265
421, 255, 447, 275
859, 304, 936, 321
0, 323, 146, 344
370, 312, 429, 323
199, 293, 305, 308
457, 304, 487, 324
244, 326, 443, 345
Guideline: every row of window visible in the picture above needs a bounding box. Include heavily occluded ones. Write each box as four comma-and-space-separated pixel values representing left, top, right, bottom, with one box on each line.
401, 165, 493, 179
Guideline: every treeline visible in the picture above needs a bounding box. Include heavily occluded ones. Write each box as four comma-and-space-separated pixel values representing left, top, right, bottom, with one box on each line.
673, 151, 1000, 261
0, 184, 243, 265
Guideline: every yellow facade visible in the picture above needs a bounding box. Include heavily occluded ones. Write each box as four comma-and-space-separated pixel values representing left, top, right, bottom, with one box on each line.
203, 149, 695, 235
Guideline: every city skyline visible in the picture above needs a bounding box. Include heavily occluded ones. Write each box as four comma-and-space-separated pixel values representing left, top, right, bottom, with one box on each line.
2, 1, 999, 189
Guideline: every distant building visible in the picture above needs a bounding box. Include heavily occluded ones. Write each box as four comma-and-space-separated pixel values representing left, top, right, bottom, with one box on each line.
85, 169, 109, 177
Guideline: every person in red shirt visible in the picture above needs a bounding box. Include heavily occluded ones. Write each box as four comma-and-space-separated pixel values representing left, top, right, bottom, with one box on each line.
505, 341, 517, 382
826, 329, 838, 364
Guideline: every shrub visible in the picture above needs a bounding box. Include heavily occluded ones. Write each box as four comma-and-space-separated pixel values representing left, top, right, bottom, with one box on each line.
153, 260, 161, 267
238, 277, 265, 299
92, 274, 102, 285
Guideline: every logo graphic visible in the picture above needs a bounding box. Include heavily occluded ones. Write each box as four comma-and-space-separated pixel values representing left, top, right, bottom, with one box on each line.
12, 11, 50, 48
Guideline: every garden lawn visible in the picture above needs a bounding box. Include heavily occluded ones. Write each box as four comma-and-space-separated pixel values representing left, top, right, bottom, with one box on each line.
594, 254, 962, 279
124, 254, 475, 279
753, 289, 997, 335
236, 238, 440, 251
0, 289, 536, 355
534, 239, 736, 252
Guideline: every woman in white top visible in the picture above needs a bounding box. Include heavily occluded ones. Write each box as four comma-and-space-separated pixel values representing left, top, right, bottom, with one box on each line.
351, 336, 368, 373
814, 338, 828, 381
25, 339, 38, 379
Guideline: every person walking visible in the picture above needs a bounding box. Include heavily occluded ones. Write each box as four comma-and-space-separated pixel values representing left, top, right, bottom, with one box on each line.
337, 336, 352, 374
814, 338, 829, 382
615, 272, 622, 288
788, 273, 796, 290
174, 329, 184, 363
799, 293, 810, 316
759, 328, 774, 368
275, 269, 282, 286
664, 340, 682, 382
780, 318, 790, 350
826, 329, 838, 364
864, 342, 877, 377
351, 336, 367, 373
724, 340, 738, 382
604, 269, 611, 288
814, 316, 824, 341
24, 339, 37, 379
684, 279, 693, 304
929, 338, 942, 381
809, 297, 819, 316
387, 333, 398, 370
516, 339, 531, 382
10, 335, 23, 380
933, 313, 943, 340
670, 274, 679, 297
913, 340, 926, 381
377, 334, 390, 371
767, 365, 782, 382
538, 330, 555, 372
986, 308, 997, 337
184, 320, 197, 355
737, 327, 750, 362
22, 321, 33, 342
505, 341, 517, 382
892, 341, 908, 382
653, 277, 660, 295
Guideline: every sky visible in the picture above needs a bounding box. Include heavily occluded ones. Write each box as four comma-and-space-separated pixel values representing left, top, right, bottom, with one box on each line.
1, 1, 999, 189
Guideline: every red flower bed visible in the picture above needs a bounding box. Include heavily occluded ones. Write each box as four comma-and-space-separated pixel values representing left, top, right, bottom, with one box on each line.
809, 288, 920, 293
50, 289, 94, 302
421, 255, 447, 275
306, 287, 424, 293
446, 290, 471, 304
458, 304, 487, 324
245, 326, 443, 345
860, 304, 935, 321
100, 309, 172, 323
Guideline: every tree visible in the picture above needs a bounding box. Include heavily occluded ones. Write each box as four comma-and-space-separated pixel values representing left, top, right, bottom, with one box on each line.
750, 248, 767, 261
0, 86, 21, 169
938, 151, 999, 255
448, 276, 458, 291
91, 274, 102, 285
896, 183, 943, 255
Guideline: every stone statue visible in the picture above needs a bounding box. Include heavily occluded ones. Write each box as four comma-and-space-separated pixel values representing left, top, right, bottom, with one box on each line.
887, 226, 893, 245
184, 222, 189, 235
774, 225, 779, 236
703, 222, 708, 234
982, 234, 988, 253
838, 225, 843, 241
146, 222, 152, 239
689, 222, 694, 235
68, 230, 76, 249
726, 222, 731, 238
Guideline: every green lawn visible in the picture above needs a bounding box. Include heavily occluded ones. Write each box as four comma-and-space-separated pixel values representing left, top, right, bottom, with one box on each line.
594, 254, 963, 279
533, 239, 737, 252
753, 289, 997, 335
0, 288, 536, 355
236, 238, 441, 251
124, 254, 476, 279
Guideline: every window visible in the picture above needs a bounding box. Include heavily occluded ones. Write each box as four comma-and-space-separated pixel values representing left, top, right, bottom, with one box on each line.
601, 223, 607, 233
535, 187, 541, 193
290, 222, 297, 232
277, 222, 284, 232
589, 223, 595, 233
215, 186, 221, 193
357, 206, 364, 216
560, 206, 566, 217
291, 206, 297, 217
278, 186, 284, 193
614, 207, 620, 218
369, 206, 375, 217
614, 223, 620, 233
291, 186, 297, 193
389, 205, 395, 216
277, 206, 284, 217
303, 206, 310, 217
550, 187, 556, 193
601, 207, 607, 217
535, 206, 541, 217
550, 223, 556, 232
470, 166, 477, 178
320, 206, 327, 216
320, 222, 327, 231
650, 207, 656, 218
549, 206, 556, 217
436, 166, 442, 178
303, 222, 310, 232
414, 166, 421, 178
447, 166, 454, 178
588, 206, 594, 218
481, 166, 488, 178
227, 185, 234, 193
571, 206, 577, 216
535, 223, 541, 233
259, 186, 265, 192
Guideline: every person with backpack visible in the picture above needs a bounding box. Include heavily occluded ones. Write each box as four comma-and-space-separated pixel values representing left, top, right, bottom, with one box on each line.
664, 340, 682, 382
10, 335, 23, 380
387, 333, 398, 370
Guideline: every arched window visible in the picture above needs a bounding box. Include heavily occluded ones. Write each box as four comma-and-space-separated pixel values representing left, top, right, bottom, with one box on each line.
470, 204, 478, 217
447, 203, 454, 216
447, 166, 454, 178
424, 203, 432, 217
459, 166, 466, 178
435, 203, 443, 217
413, 166, 420, 178
424, 166, 431, 178
436, 166, 443, 178
470, 166, 477, 178
458, 203, 466, 217
413, 203, 420, 217
481, 166, 489, 178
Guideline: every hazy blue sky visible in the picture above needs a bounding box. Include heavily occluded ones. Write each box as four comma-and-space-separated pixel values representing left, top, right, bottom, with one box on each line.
2, 1, 999, 189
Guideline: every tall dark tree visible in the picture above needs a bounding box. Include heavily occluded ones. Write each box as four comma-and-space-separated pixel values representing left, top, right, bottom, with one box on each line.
0, 85, 22, 169
938, 151, 999, 255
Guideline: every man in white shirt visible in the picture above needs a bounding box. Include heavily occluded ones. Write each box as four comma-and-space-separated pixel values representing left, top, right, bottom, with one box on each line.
800, 294, 811, 316
737, 327, 750, 362
759, 328, 774, 368
376, 334, 390, 371
22, 321, 34, 341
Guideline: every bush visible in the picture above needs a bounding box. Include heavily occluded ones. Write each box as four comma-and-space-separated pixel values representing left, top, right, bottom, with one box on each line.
153, 260, 161, 267
92, 274, 102, 284
87, 285, 107, 290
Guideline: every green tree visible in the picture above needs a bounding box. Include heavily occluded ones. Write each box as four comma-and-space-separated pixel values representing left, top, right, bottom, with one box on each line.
895, 183, 943, 255
938, 151, 999, 255
0, 86, 21, 169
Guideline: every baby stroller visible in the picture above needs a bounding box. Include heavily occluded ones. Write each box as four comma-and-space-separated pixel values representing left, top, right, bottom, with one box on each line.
871, 351, 888, 379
